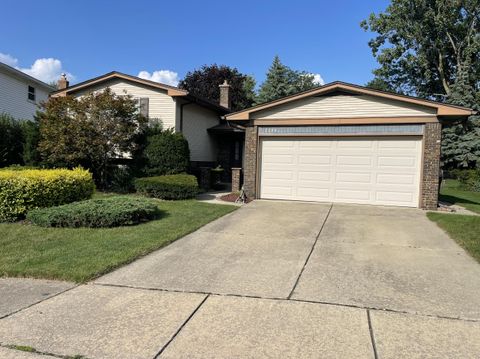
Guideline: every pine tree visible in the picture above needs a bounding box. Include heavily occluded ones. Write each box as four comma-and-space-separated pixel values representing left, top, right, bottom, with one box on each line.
257, 56, 317, 104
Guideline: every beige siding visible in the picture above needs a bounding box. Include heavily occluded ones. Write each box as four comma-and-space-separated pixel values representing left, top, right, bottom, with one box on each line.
0, 68, 50, 120
182, 104, 219, 162
253, 94, 436, 119
73, 78, 176, 129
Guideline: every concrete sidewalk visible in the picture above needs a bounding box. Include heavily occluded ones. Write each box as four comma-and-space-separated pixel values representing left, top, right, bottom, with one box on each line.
1, 201, 479, 358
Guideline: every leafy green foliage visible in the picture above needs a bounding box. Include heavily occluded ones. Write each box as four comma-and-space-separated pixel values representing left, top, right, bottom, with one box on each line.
449, 169, 480, 192
0, 113, 24, 166
257, 56, 318, 104
0, 167, 95, 222
143, 129, 190, 176
361, 0, 480, 169
27, 196, 160, 228
179, 64, 256, 111
135, 174, 198, 200
21, 118, 41, 166
37, 89, 148, 187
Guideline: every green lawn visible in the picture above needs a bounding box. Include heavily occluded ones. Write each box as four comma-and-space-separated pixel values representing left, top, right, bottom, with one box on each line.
428, 179, 480, 263
428, 212, 480, 263
439, 179, 480, 214
0, 200, 236, 282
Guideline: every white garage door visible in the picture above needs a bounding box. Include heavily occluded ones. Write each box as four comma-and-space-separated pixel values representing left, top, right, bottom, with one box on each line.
260, 137, 422, 207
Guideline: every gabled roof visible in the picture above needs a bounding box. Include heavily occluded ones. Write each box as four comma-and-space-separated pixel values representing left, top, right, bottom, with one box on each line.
225, 81, 474, 120
0, 62, 55, 91
51, 71, 230, 114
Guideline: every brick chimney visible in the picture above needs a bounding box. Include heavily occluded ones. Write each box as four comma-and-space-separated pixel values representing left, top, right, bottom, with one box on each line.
219, 80, 231, 109
57, 73, 69, 90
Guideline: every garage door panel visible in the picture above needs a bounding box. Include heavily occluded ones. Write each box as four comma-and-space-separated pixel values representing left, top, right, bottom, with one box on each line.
260, 136, 421, 207
335, 189, 371, 201
377, 156, 417, 167
262, 170, 294, 180
335, 172, 372, 184
262, 154, 295, 164
336, 156, 373, 166
298, 154, 332, 165
377, 173, 416, 185
298, 171, 331, 181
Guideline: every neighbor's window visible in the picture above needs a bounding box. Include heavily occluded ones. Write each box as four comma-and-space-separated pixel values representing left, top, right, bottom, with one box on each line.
28, 86, 36, 101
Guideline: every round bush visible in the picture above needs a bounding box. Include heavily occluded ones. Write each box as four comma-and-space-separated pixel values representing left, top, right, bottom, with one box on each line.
0, 167, 95, 222
26, 196, 160, 228
143, 129, 190, 176
134, 174, 198, 200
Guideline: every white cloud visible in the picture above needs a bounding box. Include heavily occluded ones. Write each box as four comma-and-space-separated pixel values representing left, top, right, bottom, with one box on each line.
311, 73, 325, 86
138, 70, 179, 86
0, 52, 74, 84
0, 53, 18, 67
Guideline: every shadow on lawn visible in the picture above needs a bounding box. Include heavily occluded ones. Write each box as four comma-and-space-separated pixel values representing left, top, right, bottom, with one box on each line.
440, 194, 480, 206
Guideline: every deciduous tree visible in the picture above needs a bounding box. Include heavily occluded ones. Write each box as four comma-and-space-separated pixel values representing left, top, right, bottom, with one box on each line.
38, 89, 147, 186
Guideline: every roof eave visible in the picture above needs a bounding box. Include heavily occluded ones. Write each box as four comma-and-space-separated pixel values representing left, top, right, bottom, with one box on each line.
224, 81, 474, 120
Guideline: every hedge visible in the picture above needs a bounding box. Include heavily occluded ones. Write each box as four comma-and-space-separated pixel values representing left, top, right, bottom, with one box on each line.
0, 167, 95, 222
27, 196, 160, 228
134, 174, 198, 200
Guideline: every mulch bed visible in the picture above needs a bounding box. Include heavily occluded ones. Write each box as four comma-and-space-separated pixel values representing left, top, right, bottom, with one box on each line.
219, 192, 252, 204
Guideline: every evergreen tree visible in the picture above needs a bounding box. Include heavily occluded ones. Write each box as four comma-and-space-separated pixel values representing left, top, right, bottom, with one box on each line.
257, 56, 318, 104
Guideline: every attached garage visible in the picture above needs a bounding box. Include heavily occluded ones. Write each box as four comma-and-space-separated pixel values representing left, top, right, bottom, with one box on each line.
225, 82, 474, 209
260, 136, 422, 207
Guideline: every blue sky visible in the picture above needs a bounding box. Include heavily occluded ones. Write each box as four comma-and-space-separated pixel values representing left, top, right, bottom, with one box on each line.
0, 0, 390, 87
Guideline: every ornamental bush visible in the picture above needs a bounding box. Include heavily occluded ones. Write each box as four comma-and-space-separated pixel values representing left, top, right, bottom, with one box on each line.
143, 129, 190, 176
134, 174, 198, 200
0, 167, 95, 222
27, 196, 160, 228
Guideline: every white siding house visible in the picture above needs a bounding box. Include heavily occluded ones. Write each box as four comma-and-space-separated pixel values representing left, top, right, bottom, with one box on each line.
0, 62, 54, 120
51, 71, 229, 163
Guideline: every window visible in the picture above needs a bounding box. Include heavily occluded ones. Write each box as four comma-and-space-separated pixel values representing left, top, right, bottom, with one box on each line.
138, 98, 149, 118
28, 86, 36, 101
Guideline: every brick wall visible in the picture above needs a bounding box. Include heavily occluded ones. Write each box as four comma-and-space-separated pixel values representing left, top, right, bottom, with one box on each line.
421, 122, 442, 210
244, 125, 258, 198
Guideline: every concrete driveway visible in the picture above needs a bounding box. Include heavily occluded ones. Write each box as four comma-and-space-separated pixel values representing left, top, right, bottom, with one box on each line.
1, 201, 479, 358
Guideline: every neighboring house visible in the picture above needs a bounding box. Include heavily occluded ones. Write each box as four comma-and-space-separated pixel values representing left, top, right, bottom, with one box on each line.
225, 82, 474, 209
0, 62, 54, 120
50, 71, 239, 171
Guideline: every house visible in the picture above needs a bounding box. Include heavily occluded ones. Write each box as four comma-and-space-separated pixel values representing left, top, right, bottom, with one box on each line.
0, 62, 54, 120
225, 82, 474, 209
50, 72, 242, 175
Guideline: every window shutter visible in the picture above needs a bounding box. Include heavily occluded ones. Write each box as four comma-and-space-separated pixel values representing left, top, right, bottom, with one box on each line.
139, 98, 149, 118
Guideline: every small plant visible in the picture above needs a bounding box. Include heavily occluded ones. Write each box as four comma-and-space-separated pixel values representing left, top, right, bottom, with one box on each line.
27, 196, 160, 228
134, 174, 198, 200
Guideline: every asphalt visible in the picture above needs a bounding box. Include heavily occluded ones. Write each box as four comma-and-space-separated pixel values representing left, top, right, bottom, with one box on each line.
0, 200, 479, 358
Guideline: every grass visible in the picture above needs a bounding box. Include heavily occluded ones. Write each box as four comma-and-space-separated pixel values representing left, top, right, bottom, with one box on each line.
0, 199, 236, 282
439, 179, 480, 214
427, 212, 480, 263
427, 179, 480, 263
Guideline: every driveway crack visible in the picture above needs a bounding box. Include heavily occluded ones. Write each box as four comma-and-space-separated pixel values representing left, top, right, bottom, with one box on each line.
367, 309, 379, 359
154, 294, 210, 358
287, 203, 333, 299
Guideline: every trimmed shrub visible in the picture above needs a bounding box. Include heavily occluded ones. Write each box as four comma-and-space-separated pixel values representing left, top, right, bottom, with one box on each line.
0, 167, 95, 222
450, 169, 480, 192
27, 196, 160, 228
134, 174, 198, 200
143, 129, 190, 176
